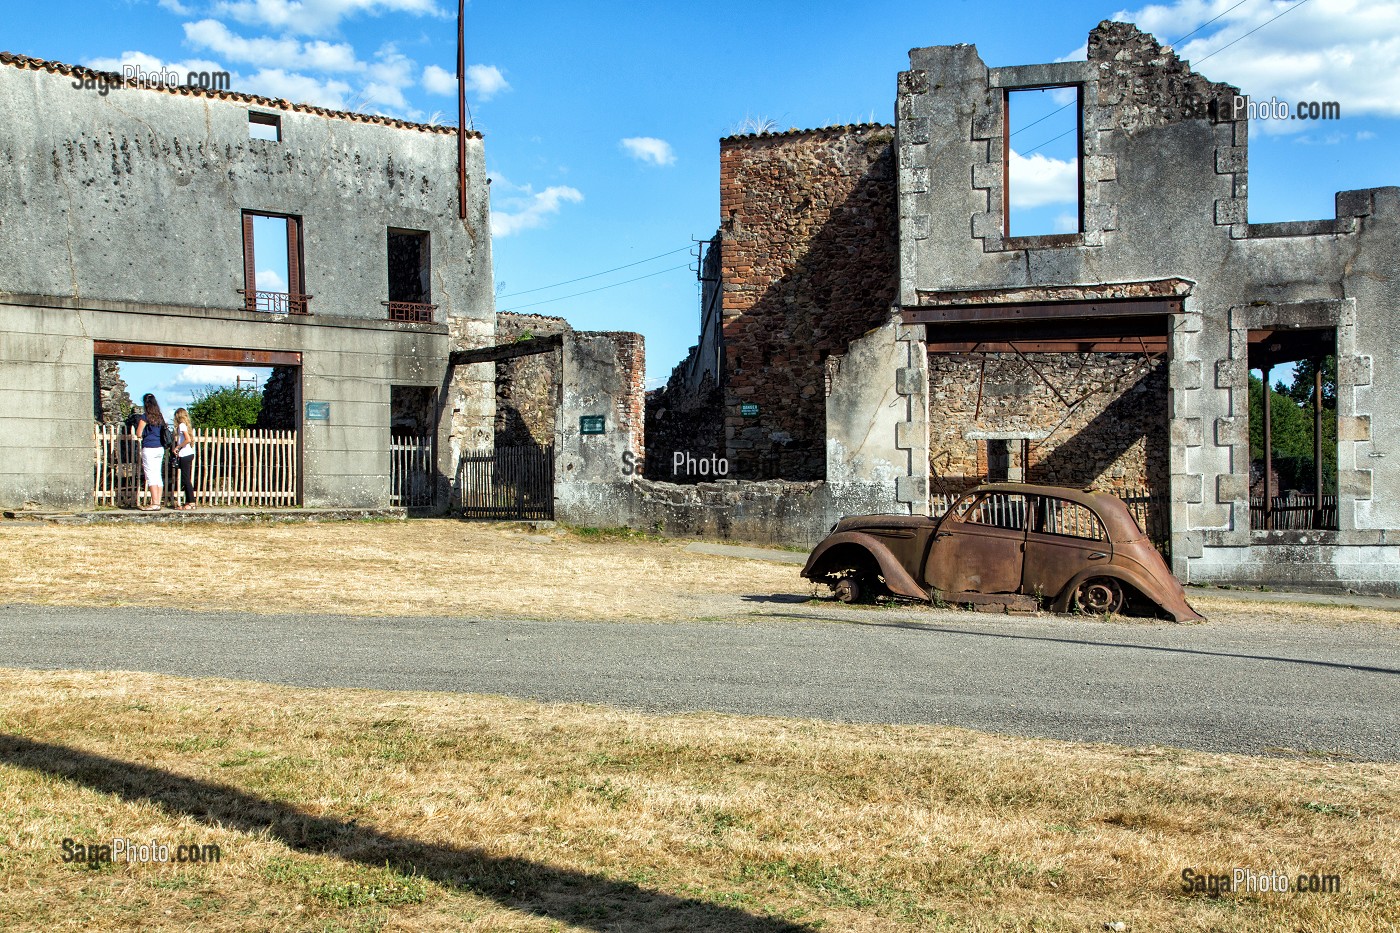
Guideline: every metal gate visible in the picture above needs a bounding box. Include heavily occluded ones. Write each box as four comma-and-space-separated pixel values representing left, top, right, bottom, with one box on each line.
389, 434, 435, 509
457, 446, 554, 520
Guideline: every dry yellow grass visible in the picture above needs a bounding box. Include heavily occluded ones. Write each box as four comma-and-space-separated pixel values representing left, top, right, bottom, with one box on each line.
5, 519, 1398, 627
0, 521, 805, 621
0, 669, 1395, 932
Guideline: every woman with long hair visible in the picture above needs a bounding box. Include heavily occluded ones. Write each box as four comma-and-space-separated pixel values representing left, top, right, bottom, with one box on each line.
133, 393, 167, 511
172, 408, 197, 510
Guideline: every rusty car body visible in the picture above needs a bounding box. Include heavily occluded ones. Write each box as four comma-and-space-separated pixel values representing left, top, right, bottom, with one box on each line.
802, 483, 1203, 622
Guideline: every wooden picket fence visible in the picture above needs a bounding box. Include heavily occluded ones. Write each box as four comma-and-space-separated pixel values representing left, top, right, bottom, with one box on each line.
94, 423, 298, 508
390, 434, 435, 508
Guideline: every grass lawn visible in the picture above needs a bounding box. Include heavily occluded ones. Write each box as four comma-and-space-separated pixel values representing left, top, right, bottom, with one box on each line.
1, 669, 1395, 932
3, 519, 1397, 626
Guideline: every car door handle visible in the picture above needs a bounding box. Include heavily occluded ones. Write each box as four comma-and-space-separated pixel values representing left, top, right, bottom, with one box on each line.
1088, 551, 1108, 560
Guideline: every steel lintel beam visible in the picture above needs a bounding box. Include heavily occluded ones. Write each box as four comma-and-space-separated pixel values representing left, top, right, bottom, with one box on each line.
449, 333, 563, 367
902, 298, 1182, 325
93, 341, 302, 367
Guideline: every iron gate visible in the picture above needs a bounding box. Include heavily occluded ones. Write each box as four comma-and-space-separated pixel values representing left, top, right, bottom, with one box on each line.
457, 445, 554, 520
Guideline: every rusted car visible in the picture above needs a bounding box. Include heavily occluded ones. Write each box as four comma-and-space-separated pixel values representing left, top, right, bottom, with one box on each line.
802, 483, 1203, 622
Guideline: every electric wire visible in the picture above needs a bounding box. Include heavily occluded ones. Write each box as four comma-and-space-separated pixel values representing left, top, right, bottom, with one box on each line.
498, 244, 694, 298
498, 262, 692, 313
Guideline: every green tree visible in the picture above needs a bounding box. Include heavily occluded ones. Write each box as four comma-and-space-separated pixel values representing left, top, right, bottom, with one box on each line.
1249, 371, 1337, 492
189, 385, 262, 430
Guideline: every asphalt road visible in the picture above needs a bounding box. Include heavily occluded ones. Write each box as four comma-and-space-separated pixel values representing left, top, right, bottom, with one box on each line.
2, 604, 1397, 761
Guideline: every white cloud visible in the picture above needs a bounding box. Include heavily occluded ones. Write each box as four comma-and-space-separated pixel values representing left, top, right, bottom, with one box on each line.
216, 0, 445, 36
620, 136, 676, 167
1112, 0, 1400, 118
466, 63, 509, 101
243, 68, 353, 108
359, 45, 416, 111
423, 63, 510, 101
256, 267, 288, 292
170, 365, 264, 387
422, 63, 455, 94
184, 19, 300, 67
491, 184, 583, 237
1007, 149, 1078, 208
184, 19, 362, 71
1054, 212, 1080, 233
84, 50, 228, 82
158, 0, 194, 14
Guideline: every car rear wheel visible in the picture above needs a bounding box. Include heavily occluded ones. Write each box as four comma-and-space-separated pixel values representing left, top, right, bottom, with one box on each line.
1071, 576, 1125, 615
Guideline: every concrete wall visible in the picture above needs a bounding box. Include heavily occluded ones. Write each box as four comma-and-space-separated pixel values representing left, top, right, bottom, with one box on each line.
0, 55, 495, 510
552, 331, 647, 526
896, 22, 1400, 592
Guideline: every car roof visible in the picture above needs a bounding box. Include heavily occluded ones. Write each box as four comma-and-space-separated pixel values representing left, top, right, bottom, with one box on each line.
956, 483, 1146, 540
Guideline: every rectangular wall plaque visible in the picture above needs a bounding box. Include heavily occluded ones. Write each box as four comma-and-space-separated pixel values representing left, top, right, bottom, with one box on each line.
305, 401, 330, 422
579, 415, 606, 435
740, 403, 760, 417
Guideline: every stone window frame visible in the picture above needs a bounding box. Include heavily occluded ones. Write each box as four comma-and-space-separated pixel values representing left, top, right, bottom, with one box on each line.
1210, 299, 1371, 546
972, 61, 1116, 253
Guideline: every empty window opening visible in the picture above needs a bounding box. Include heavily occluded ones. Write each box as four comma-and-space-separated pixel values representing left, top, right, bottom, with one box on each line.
386, 228, 435, 322
249, 111, 281, 141
1247, 328, 1337, 531
241, 211, 307, 314
1004, 86, 1082, 239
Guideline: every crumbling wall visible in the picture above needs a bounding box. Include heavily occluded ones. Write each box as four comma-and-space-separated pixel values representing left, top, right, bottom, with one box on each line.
927, 352, 1168, 494
494, 312, 569, 450
718, 125, 899, 480
94, 360, 132, 423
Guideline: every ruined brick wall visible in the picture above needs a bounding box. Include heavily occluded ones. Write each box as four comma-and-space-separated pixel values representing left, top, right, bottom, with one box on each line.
611, 331, 646, 461
94, 360, 132, 423
719, 125, 898, 480
928, 352, 1168, 498
494, 312, 569, 450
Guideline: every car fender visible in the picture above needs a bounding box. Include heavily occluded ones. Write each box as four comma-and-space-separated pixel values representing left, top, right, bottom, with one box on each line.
801, 531, 928, 601
1052, 566, 1205, 623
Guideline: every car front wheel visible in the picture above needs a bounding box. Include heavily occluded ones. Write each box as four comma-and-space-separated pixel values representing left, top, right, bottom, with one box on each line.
1071, 576, 1125, 615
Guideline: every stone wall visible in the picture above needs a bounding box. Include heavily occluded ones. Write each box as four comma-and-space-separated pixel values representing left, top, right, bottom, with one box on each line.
927, 352, 1169, 496
718, 125, 899, 480
494, 312, 569, 450
257, 365, 298, 430
94, 360, 132, 423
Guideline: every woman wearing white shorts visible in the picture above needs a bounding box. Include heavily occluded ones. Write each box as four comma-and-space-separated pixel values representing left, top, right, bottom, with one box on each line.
133, 393, 168, 511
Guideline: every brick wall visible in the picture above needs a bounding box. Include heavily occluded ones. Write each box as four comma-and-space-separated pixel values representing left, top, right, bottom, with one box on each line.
718, 125, 899, 480
928, 351, 1169, 500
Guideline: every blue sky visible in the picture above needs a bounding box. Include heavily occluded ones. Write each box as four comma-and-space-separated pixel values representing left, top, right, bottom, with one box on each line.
5, 0, 1397, 403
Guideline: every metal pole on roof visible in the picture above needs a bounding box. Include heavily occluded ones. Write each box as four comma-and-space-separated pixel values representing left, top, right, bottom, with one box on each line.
457, 0, 467, 220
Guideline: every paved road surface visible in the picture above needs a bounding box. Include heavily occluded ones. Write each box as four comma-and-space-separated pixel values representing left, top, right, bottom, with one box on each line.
1, 604, 1396, 760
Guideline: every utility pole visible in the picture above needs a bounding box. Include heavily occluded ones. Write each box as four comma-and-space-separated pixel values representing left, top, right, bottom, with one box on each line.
457, 0, 467, 220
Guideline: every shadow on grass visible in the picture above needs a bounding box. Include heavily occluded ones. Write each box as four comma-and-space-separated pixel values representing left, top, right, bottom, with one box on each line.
0, 734, 816, 932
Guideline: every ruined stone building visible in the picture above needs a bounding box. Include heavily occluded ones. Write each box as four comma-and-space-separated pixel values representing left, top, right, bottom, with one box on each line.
654, 22, 1400, 592
0, 52, 496, 509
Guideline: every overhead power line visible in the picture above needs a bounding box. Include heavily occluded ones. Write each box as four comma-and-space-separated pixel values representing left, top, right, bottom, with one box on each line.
497, 245, 694, 299
498, 262, 692, 313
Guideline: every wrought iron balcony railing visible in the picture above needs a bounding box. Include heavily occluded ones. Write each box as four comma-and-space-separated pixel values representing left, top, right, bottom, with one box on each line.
383, 300, 438, 323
